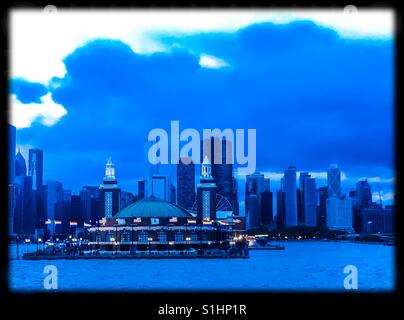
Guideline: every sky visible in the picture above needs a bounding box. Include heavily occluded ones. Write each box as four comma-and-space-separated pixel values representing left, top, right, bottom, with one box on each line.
9, 9, 395, 207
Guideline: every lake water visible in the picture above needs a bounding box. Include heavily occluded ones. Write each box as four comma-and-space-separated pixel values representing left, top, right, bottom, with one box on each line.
8, 241, 395, 292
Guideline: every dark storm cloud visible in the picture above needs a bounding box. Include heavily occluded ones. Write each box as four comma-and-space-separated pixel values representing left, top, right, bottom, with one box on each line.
15, 21, 394, 192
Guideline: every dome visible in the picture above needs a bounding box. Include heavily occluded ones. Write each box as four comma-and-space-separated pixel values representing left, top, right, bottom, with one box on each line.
115, 197, 192, 218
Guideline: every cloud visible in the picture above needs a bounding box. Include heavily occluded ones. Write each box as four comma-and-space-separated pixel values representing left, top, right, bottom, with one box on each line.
199, 54, 228, 68
10, 78, 48, 103
10, 9, 393, 83
10, 93, 67, 129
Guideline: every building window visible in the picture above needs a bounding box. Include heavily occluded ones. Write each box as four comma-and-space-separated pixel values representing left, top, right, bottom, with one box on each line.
105, 192, 113, 217
138, 231, 148, 243
120, 233, 130, 242
95, 234, 101, 242
190, 233, 198, 241
105, 233, 114, 242
175, 232, 183, 242
158, 231, 167, 242
202, 190, 210, 220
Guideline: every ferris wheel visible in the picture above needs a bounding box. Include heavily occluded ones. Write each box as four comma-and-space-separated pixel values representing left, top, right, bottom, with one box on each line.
191, 193, 233, 212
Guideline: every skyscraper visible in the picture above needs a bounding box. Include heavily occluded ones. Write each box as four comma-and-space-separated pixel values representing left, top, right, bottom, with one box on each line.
144, 139, 159, 197
9, 124, 16, 184
177, 157, 195, 209
151, 175, 172, 201
28, 149, 43, 192
99, 158, 121, 218
276, 179, 286, 228
201, 137, 238, 214
283, 166, 298, 226
45, 181, 63, 234
317, 186, 328, 227
327, 164, 341, 198
356, 180, 373, 208
28, 148, 45, 230
302, 176, 317, 226
138, 180, 146, 200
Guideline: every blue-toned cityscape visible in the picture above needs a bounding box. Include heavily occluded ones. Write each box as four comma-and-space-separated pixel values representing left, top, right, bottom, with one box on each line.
8, 9, 395, 291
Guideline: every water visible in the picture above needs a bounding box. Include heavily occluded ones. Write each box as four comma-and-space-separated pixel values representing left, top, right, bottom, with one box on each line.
9, 241, 394, 292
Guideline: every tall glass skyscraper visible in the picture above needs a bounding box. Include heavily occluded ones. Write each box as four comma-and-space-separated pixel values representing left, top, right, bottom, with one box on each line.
283, 166, 298, 226
302, 176, 317, 226
327, 163, 341, 198
177, 157, 195, 209
28, 149, 44, 191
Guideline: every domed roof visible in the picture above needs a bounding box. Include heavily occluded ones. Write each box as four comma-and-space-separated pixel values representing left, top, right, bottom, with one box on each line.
115, 197, 192, 218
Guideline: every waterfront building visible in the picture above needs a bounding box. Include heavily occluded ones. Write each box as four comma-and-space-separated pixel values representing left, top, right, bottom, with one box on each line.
326, 196, 353, 231
62, 190, 72, 234
99, 158, 121, 218
327, 164, 341, 198
87, 197, 246, 253
360, 206, 393, 233
177, 157, 195, 210
283, 166, 298, 226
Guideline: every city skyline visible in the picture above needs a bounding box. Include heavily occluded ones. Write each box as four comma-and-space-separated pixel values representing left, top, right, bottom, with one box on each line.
9, 10, 394, 205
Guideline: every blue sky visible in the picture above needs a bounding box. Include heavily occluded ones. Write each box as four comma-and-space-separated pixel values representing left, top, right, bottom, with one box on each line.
9, 10, 395, 205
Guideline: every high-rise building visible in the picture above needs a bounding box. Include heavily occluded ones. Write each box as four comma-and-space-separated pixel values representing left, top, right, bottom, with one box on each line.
298, 172, 310, 224
201, 137, 238, 214
245, 172, 265, 228
144, 139, 160, 197
121, 191, 136, 210
9, 124, 16, 184
356, 180, 373, 208
360, 206, 393, 233
327, 164, 341, 198
28, 149, 43, 192
28, 148, 45, 229
45, 181, 64, 234
283, 166, 298, 226
317, 186, 328, 227
302, 176, 317, 226
151, 175, 172, 201
177, 157, 195, 209
261, 190, 273, 225
276, 180, 286, 228
196, 156, 217, 221
62, 190, 72, 234
99, 158, 121, 218
326, 196, 353, 230
137, 180, 146, 200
